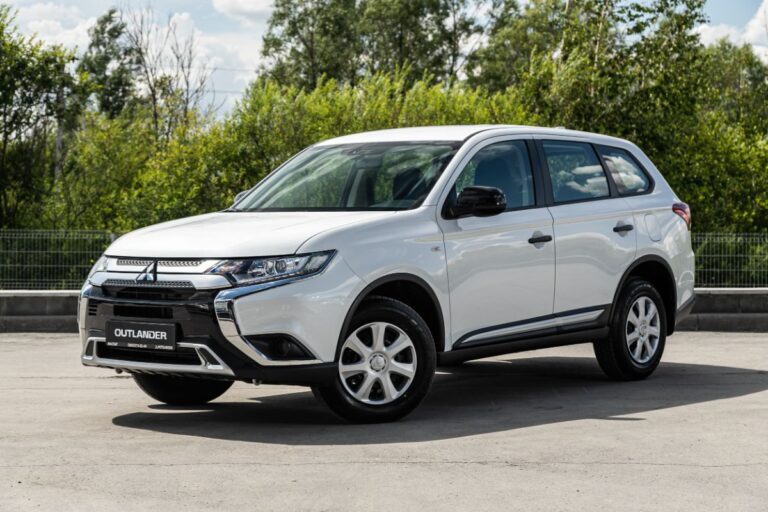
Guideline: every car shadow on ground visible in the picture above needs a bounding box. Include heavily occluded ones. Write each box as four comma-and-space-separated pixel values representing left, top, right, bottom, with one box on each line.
112, 356, 768, 444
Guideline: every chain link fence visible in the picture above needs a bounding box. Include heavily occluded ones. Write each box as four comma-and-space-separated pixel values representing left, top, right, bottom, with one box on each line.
1, 229, 767, 289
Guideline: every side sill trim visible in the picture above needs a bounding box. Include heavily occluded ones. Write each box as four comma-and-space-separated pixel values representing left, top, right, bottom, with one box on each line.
439, 327, 610, 366
454, 305, 610, 348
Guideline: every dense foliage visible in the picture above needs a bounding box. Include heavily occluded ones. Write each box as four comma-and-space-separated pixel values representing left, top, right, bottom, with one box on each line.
2, 0, 768, 233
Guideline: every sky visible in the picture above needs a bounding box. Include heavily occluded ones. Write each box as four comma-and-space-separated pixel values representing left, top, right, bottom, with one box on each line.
5, 0, 768, 112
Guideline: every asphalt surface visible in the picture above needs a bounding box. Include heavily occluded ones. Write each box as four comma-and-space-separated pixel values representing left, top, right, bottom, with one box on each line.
1, 332, 766, 511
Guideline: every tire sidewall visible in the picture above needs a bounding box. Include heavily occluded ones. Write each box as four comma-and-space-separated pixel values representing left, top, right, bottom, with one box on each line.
614, 281, 667, 375
324, 299, 436, 421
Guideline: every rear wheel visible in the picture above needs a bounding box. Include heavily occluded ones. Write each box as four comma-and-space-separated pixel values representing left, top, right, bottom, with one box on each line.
594, 279, 667, 380
313, 296, 436, 423
133, 374, 233, 405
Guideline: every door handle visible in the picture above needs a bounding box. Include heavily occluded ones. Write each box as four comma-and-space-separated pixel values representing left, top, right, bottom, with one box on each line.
613, 223, 634, 233
528, 235, 553, 244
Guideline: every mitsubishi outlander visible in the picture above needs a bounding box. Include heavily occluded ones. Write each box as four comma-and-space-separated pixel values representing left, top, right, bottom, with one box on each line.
80, 125, 695, 422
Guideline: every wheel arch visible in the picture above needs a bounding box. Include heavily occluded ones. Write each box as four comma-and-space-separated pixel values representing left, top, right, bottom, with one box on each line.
336, 273, 446, 360
611, 255, 678, 335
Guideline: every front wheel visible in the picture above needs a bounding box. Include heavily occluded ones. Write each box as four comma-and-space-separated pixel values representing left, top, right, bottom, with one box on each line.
133, 374, 233, 405
594, 279, 667, 380
313, 296, 436, 423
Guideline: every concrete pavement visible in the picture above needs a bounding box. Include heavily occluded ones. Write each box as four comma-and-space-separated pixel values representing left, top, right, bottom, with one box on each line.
1, 332, 766, 511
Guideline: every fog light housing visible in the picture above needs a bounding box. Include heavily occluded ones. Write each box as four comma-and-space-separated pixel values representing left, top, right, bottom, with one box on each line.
243, 335, 314, 361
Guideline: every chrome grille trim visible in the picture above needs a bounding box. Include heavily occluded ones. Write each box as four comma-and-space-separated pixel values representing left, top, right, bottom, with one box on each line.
90, 272, 231, 290
102, 279, 195, 288
116, 259, 203, 267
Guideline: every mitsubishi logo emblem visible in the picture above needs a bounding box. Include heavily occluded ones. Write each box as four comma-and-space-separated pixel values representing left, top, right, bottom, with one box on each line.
135, 261, 158, 283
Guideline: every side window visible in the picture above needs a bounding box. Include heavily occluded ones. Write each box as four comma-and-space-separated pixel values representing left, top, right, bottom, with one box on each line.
452, 140, 535, 210
598, 146, 651, 196
543, 141, 610, 203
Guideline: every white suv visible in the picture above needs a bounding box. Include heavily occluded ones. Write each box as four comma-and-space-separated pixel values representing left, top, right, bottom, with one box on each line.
80, 125, 695, 422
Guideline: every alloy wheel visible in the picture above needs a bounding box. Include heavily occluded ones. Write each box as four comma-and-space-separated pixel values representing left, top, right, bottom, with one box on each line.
625, 296, 661, 364
338, 321, 418, 405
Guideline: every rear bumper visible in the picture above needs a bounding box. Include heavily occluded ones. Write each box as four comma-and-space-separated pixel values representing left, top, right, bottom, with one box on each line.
674, 294, 696, 328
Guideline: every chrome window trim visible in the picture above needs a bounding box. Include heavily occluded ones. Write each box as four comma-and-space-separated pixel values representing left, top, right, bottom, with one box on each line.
82, 337, 235, 377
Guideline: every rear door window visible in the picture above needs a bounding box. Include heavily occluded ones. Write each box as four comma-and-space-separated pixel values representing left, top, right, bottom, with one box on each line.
542, 141, 610, 203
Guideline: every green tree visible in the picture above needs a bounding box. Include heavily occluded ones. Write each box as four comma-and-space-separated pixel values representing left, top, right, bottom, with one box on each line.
78, 8, 138, 118
703, 40, 768, 137
468, 0, 565, 90
261, 0, 361, 89
359, 0, 479, 83
0, 5, 77, 228
44, 110, 156, 230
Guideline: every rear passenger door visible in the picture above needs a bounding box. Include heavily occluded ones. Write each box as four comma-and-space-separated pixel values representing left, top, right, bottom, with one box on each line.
536, 138, 637, 316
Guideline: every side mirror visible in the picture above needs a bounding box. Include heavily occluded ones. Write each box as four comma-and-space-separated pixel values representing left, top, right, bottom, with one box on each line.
233, 191, 247, 206
452, 186, 507, 218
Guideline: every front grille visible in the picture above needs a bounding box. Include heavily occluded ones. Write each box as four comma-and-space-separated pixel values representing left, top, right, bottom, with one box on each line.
104, 286, 200, 301
113, 304, 173, 319
98, 344, 202, 366
88, 301, 99, 316
83, 286, 232, 368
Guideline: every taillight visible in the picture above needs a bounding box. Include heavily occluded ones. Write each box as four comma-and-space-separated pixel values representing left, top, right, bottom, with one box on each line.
672, 202, 691, 230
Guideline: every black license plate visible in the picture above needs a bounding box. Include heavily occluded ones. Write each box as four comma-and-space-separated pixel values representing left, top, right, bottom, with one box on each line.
105, 321, 177, 351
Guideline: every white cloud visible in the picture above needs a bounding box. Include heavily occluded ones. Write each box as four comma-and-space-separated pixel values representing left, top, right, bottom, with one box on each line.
696, 0, 768, 61
212, 0, 273, 27
743, 0, 768, 47
12, 2, 95, 50
695, 23, 743, 46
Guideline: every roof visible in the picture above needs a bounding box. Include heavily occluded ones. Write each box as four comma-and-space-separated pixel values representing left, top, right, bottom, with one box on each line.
314, 125, 631, 146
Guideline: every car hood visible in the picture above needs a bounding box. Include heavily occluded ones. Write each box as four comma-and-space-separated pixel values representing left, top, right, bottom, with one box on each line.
105, 211, 398, 258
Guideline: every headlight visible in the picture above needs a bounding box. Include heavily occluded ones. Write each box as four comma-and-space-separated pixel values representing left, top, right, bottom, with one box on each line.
88, 255, 108, 278
207, 251, 335, 286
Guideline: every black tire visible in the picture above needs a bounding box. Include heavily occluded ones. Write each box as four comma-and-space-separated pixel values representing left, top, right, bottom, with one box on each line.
594, 279, 667, 381
313, 296, 436, 423
133, 374, 233, 405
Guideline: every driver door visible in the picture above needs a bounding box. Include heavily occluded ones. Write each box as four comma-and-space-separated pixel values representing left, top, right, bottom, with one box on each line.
438, 137, 555, 347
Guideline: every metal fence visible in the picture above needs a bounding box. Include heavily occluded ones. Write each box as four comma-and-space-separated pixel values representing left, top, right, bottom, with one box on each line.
693, 233, 768, 288
0, 230, 117, 290
1, 229, 767, 289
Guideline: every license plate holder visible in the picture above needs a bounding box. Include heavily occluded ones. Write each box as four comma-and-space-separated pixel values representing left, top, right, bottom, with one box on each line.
105, 321, 177, 351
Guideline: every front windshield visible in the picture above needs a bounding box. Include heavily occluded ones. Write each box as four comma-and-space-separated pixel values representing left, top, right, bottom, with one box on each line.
233, 142, 460, 211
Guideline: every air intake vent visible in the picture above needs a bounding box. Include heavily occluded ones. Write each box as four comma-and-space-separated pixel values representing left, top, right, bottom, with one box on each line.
87, 301, 99, 316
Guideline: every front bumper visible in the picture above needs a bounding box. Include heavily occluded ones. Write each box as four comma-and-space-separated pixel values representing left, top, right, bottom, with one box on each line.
78, 259, 360, 385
